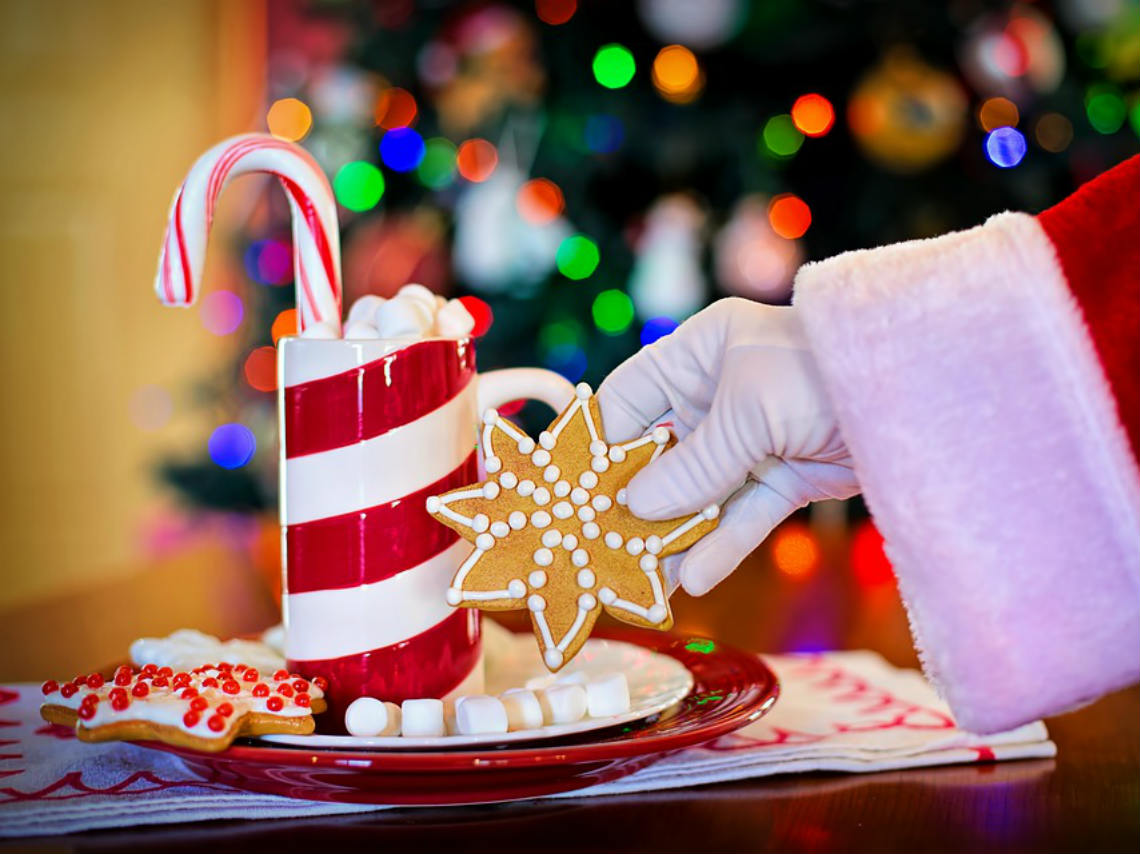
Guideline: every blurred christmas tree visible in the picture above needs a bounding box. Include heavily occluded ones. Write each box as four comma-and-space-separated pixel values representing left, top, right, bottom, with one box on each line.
159, 0, 1140, 521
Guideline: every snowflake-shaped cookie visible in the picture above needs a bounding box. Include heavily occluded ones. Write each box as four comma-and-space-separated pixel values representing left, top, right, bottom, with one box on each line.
426, 383, 719, 671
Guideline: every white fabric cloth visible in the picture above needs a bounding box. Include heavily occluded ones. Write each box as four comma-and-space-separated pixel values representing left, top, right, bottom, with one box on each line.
0, 651, 1054, 837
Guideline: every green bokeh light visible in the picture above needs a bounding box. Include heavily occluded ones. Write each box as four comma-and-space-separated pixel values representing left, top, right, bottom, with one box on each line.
685, 639, 716, 654
416, 137, 458, 189
591, 289, 634, 335
538, 319, 584, 357
1130, 100, 1140, 139
761, 114, 805, 158
556, 235, 600, 280
333, 161, 385, 211
1085, 86, 1127, 135
593, 44, 636, 89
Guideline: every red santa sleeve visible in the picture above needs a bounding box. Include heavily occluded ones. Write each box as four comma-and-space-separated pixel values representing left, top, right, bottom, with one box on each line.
792, 155, 1140, 734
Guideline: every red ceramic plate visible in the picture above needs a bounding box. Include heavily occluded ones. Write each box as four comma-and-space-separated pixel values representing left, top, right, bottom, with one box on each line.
139, 627, 778, 805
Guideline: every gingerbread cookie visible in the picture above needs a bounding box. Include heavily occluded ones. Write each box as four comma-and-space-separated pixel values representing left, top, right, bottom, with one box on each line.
426, 382, 719, 671
40, 663, 328, 753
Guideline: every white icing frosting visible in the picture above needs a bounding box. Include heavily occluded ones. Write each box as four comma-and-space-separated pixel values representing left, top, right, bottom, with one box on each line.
129, 629, 285, 674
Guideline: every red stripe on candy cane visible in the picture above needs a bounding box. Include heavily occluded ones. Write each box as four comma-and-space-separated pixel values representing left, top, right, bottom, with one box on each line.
283, 339, 477, 459
289, 608, 481, 728
173, 186, 194, 304
286, 450, 478, 594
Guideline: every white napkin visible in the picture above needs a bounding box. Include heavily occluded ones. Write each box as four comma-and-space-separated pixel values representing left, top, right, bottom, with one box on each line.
0, 652, 1055, 837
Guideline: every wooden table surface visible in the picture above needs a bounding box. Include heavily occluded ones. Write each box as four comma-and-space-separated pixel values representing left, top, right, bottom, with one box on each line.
3, 523, 1137, 853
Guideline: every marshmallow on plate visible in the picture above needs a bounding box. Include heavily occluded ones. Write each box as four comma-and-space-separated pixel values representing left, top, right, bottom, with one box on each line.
501, 689, 544, 731
344, 697, 402, 737
401, 698, 446, 737
585, 673, 631, 717
539, 683, 588, 724
455, 695, 509, 735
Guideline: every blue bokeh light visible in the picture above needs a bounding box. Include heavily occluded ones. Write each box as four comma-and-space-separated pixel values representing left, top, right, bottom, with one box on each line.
984, 127, 1027, 168
380, 127, 426, 172
584, 114, 624, 154
543, 344, 588, 383
640, 316, 679, 347
208, 423, 257, 469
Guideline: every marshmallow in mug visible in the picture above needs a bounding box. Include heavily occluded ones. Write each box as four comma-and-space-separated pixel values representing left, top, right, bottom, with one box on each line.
319, 284, 476, 341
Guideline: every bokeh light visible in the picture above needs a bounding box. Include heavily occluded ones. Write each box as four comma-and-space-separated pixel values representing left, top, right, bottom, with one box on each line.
977, 96, 1020, 132
266, 98, 313, 142
761, 114, 805, 158
652, 45, 702, 103
592, 289, 635, 335
374, 87, 418, 129
544, 345, 588, 382
851, 520, 894, 587
516, 178, 565, 224
380, 127, 426, 172
200, 290, 243, 335
791, 94, 835, 137
640, 316, 678, 347
539, 318, 583, 356
334, 161, 385, 211
771, 523, 820, 579
593, 44, 636, 89
209, 423, 257, 470
1131, 100, 1140, 138
243, 239, 292, 286
457, 295, 493, 336
584, 114, 624, 154
985, 126, 1027, 168
128, 385, 173, 431
556, 235, 600, 280
243, 346, 277, 392
768, 194, 812, 240
271, 308, 298, 343
1034, 113, 1073, 152
456, 138, 498, 182
535, 0, 576, 25
416, 138, 458, 189
1085, 85, 1126, 134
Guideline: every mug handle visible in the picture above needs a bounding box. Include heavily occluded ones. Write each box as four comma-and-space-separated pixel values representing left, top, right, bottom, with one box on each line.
476, 367, 576, 416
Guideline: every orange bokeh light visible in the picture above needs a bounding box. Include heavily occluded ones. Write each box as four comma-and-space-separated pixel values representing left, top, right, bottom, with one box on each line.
535, 0, 576, 25
266, 98, 313, 142
977, 96, 1020, 132
652, 45, 702, 102
791, 93, 835, 138
374, 87, 418, 129
244, 346, 277, 392
456, 138, 499, 182
271, 308, 298, 344
771, 524, 821, 579
768, 194, 812, 240
516, 178, 565, 224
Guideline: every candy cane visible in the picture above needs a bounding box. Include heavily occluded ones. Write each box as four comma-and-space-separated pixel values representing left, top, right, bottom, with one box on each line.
155, 133, 342, 334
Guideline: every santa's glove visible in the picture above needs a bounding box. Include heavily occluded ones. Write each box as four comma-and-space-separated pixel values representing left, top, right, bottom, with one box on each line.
597, 297, 860, 596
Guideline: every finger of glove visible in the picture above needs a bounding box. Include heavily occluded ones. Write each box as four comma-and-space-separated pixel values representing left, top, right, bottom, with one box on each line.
678, 479, 801, 596
626, 391, 755, 519
597, 326, 717, 443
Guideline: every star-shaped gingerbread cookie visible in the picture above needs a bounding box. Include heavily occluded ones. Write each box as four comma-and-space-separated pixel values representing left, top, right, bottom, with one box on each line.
426, 382, 719, 671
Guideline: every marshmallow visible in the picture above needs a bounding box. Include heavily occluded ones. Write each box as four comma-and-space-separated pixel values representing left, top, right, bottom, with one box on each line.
343, 320, 381, 339
539, 683, 588, 724
555, 670, 588, 685
344, 697, 401, 737
347, 294, 385, 325
397, 283, 437, 312
585, 673, 631, 718
375, 296, 433, 339
434, 299, 475, 338
300, 320, 338, 339
455, 695, 509, 735
401, 698, 446, 737
501, 689, 544, 731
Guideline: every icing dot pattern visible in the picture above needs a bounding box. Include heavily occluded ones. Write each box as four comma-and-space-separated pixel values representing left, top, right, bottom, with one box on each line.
425, 385, 720, 671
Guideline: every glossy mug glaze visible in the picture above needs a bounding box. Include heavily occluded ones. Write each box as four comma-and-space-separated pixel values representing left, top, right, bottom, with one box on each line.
277, 335, 572, 729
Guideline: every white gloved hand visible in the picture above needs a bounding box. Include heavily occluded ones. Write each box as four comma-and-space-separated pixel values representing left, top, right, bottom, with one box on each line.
596, 297, 860, 596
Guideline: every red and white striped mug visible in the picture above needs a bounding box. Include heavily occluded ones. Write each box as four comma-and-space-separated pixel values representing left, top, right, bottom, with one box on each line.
278, 335, 573, 728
